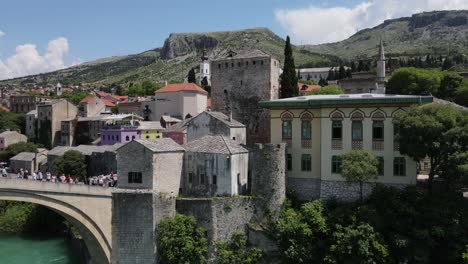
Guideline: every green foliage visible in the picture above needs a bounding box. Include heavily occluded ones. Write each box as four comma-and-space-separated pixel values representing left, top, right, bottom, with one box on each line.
272, 186, 468, 264
111, 104, 119, 114
0, 110, 25, 133
0, 142, 38, 163
59, 91, 90, 104
157, 214, 208, 264
318, 78, 328, 87
188, 68, 197, 83
393, 104, 468, 188
306, 85, 343, 95
340, 150, 379, 201
215, 232, 263, 264
37, 120, 52, 149
298, 79, 317, 85
124, 80, 162, 96
454, 80, 468, 107
387, 67, 443, 95
52, 150, 87, 180
280, 36, 298, 98
324, 223, 388, 264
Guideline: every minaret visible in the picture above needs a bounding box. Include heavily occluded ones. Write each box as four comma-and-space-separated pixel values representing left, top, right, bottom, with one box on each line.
55, 82, 63, 96
199, 49, 211, 86
376, 40, 386, 82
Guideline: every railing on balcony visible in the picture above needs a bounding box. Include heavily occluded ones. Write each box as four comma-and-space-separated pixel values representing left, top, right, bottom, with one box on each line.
282, 138, 292, 147
372, 140, 384, 151
394, 141, 400, 151
332, 139, 342, 150
301, 139, 312, 148
352, 140, 363, 150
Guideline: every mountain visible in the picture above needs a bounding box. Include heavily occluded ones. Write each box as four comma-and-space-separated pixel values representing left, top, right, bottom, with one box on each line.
303, 10, 468, 60
0, 28, 337, 86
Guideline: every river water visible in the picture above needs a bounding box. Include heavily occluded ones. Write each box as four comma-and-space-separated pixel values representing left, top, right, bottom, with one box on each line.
0, 234, 80, 264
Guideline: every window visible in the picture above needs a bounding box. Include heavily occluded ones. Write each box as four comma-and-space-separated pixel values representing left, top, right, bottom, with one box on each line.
332, 121, 342, 139
301, 120, 311, 140
132, 135, 135, 140
373, 121, 384, 140
116, 135, 119, 141
200, 174, 205, 184
212, 175, 217, 185
128, 172, 142, 183
282, 120, 292, 139
253, 60, 256, 65
146, 136, 150, 139
394, 157, 406, 176
125, 136, 129, 141
218, 64, 221, 69
189, 173, 193, 183
231, 63, 234, 67
377, 157, 384, 176
261, 60, 264, 65
226, 158, 231, 169
111, 135, 115, 140
286, 154, 292, 171
238, 62, 241, 67
352, 121, 363, 141
301, 154, 311, 171
332, 156, 342, 174
246, 61, 248, 66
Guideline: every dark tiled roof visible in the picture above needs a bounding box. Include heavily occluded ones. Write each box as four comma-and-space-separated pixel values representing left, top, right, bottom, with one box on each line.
205, 111, 245, 128
134, 138, 185, 153
184, 135, 248, 155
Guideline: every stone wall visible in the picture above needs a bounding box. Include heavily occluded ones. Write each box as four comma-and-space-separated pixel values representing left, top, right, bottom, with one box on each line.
112, 190, 176, 264
250, 143, 286, 212
320, 180, 409, 201
287, 177, 321, 201
88, 151, 117, 176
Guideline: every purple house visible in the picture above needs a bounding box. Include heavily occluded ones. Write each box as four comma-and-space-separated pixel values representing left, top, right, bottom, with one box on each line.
100, 114, 144, 145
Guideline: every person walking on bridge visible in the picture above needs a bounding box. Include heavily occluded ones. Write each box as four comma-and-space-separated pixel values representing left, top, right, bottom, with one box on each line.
1, 166, 7, 177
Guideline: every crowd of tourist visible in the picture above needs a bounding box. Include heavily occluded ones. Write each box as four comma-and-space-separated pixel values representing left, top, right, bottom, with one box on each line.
1, 166, 117, 187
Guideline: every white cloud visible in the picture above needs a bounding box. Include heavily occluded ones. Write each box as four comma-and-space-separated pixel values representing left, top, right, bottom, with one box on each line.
0, 31, 5, 38
0, 37, 69, 80
275, 0, 468, 44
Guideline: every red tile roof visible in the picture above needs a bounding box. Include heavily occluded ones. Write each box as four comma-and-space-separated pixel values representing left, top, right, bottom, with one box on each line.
95, 91, 110, 98
155, 83, 207, 94
102, 99, 115, 107
80, 95, 96, 104
298, 82, 321, 94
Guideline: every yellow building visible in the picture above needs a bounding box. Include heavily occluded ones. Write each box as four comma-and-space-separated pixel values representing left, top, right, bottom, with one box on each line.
260, 93, 433, 201
138, 121, 164, 140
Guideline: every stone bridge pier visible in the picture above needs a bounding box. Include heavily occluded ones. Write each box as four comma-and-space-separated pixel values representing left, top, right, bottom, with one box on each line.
0, 179, 113, 264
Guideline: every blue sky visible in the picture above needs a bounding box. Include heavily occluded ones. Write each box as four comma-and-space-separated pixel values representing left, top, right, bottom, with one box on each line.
1, 0, 466, 80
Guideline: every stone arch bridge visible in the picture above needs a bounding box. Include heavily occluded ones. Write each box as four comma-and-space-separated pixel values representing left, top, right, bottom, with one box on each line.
0, 178, 112, 264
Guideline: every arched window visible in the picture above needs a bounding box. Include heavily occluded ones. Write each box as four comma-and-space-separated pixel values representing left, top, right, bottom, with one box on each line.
301, 113, 312, 140
281, 112, 293, 140
132, 135, 136, 140
331, 111, 343, 150
125, 136, 129, 141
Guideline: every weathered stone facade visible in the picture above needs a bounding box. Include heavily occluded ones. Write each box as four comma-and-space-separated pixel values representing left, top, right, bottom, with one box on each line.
287, 177, 321, 200
320, 180, 409, 201
211, 50, 280, 145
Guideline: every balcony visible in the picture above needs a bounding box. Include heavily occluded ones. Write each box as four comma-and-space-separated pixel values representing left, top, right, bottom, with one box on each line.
301, 139, 312, 148
332, 139, 342, 150
372, 140, 384, 151
352, 140, 363, 150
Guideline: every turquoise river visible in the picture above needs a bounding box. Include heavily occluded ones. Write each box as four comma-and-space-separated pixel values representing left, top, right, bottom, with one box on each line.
0, 234, 80, 264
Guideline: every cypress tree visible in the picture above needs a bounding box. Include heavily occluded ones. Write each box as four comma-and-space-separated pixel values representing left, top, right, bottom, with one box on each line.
338, 66, 346, 80
280, 36, 298, 98
187, 68, 196, 83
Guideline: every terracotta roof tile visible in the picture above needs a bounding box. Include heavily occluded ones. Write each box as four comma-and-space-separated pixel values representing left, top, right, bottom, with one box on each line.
80, 95, 95, 104
101, 99, 115, 107
155, 83, 207, 94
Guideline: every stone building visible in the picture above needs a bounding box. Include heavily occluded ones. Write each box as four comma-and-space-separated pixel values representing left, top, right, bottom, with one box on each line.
260, 93, 433, 201
78, 95, 107, 117
75, 116, 106, 145
0, 131, 27, 151
211, 49, 280, 145
60, 118, 77, 146
138, 121, 164, 140
186, 111, 246, 144
9, 151, 47, 173
25, 110, 37, 140
9, 95, 50, 114
183, 135, 249, 197
116, 138, 185, 194
37, 99, 78, 146
200, 50, 211, 85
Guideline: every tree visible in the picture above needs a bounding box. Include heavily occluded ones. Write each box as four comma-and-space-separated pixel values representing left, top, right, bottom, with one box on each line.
318, 78, 327, 87
215, 232, 263, 264
339, 150, 379, 201
442, 57, 453, 70
187, 68, 197, 84
0, 110, 24, 134
387, 67, 443, 95
438, 71, 464, 101
338, 66, 346, 80
454, 80, 468, 107
393, 104, 468, 189
306, 85, 343, 95
52, 150, 87, 180
59, 91, 89, 104
0, 142, 38, 162
157, 214, 208, 264
37, 120, 52, 149
280, 36, 298, 98
324, 223, 389, 264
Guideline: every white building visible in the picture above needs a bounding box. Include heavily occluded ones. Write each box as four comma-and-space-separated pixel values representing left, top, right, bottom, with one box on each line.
145, 83, 208, 121
297, 67, 345, 82
260, 93, 433, 201
200, 51, 211, 85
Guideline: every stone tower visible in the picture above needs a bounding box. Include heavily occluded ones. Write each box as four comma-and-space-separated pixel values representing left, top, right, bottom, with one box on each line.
199, 49, 211, 86
211, 50, 280, 145
55, 82, 63, 96
376, 40, 386, 82
251, 143, 286, 211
